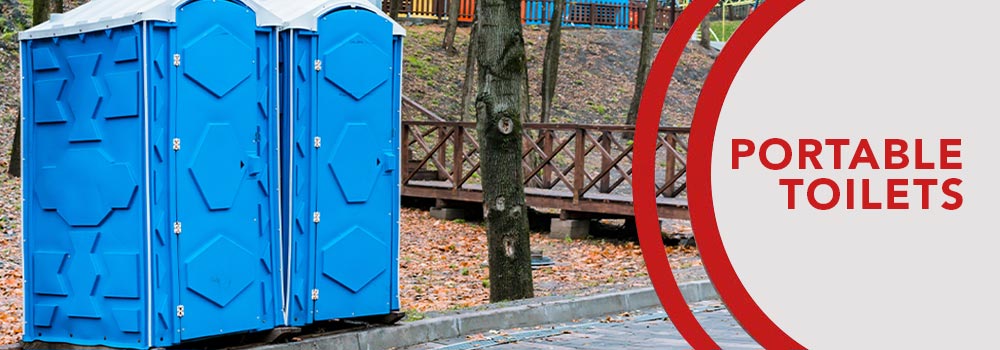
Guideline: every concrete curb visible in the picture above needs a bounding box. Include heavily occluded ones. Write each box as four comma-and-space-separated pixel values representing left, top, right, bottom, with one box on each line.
255, 280, 718, 350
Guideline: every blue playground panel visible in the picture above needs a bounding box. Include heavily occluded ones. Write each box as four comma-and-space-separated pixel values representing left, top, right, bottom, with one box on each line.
20, 0, 281, 348
269, 2, 404, 326
525, 0, 633, 30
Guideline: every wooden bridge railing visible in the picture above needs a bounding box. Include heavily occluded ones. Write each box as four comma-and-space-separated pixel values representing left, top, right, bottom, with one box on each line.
402, 121, 689, 206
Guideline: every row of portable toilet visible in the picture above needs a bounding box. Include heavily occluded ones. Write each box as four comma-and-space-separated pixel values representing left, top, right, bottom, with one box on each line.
18, 0, 403, 348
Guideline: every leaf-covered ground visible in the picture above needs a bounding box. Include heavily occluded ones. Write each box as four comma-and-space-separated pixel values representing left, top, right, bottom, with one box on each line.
0, 0, 26, 343
0, 176, 22, 345
399, 208, 704, 314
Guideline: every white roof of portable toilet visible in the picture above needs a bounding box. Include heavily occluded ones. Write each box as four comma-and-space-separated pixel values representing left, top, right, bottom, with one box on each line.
256, 0, 405, 36
20, 0, 283, 40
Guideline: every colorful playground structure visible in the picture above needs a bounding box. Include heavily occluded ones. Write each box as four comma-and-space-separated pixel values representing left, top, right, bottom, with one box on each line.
383, 0, 759, 31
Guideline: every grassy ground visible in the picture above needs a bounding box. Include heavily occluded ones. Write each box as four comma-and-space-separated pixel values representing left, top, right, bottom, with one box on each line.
709, 20, 743, 42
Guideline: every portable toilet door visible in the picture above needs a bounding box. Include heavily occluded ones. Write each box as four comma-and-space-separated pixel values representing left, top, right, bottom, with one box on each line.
19, 0, 282, 347
260, 0, 405, 325
163, 0, 283, 342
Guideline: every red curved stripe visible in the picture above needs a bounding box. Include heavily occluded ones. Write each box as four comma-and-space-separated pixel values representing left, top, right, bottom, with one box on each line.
633, 0, 723, 348
688, 0, 806, 349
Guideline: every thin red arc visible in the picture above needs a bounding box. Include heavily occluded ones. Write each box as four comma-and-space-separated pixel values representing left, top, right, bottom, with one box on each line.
633, 0, 724, 348
688, 0, 806, 349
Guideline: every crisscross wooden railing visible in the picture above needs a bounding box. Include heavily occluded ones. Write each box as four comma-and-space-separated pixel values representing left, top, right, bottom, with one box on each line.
402, 121, 689, 208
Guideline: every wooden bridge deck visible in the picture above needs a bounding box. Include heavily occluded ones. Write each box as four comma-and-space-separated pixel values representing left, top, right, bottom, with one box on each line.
404, 180, 689, 220
400, 119, 691, 220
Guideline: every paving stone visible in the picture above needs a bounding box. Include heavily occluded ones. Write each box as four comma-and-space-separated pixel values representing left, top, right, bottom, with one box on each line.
549, 219, 590, 239
403, 305, 758, 350
430, 207, 468, 220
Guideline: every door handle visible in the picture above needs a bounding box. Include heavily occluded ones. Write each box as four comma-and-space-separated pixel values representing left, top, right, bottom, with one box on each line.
245, 154, 262, 178
381, 151, 397, 174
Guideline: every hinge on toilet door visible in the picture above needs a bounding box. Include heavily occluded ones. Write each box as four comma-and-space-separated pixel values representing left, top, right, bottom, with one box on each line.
176, 305, 185, 318
173, 54, 181, 67
314, 137, 321, 148
311, 289, 320, 301
172, 138, 181, 151
313, 212, 321, 223
314, 59, 322, 72
173, 222, 182, 235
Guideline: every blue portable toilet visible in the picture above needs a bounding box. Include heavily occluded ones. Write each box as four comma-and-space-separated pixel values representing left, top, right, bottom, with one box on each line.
257, 0, 405, 326
19, 0, 283, 348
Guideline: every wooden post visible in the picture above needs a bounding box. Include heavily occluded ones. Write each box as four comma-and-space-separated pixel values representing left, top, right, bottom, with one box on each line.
542, 130, 553, 188
599, 131, 612, 193
663, 133, 676, 196
437, 127, 448, 180
453, 126, 465, 191
573, 128, 585, 203
523, 134, 538, 188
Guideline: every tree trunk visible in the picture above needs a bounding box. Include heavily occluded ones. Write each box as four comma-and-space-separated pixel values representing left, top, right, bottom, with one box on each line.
32, 0, 51, 25
475, 0, 534, 302
540, 0, 565, 124
54, 0, 64, 13
443, 0, 461, 55
700, 15, 712, 49
521, 57, 530, 122
8, 110, 21, 177
670, 0, 677, 26
11, 0, 53, 177
625, 0, 657, 129
459, 5, 480, 121
389, 0, 403, 20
